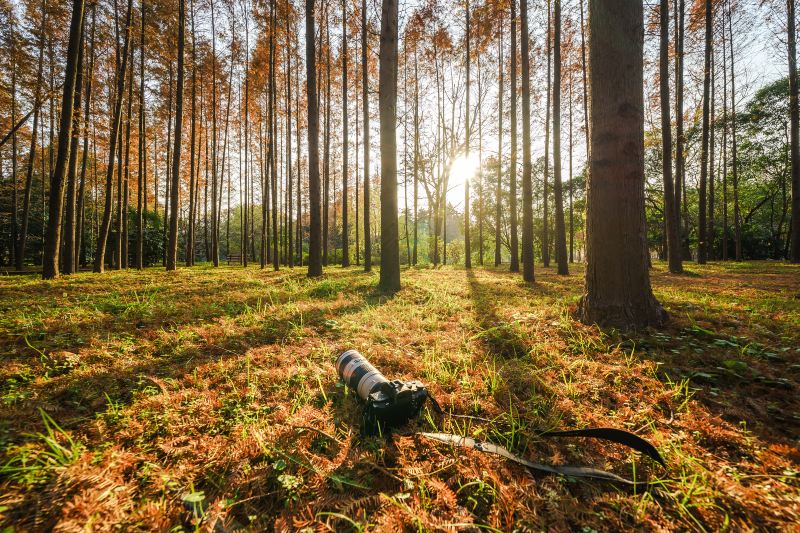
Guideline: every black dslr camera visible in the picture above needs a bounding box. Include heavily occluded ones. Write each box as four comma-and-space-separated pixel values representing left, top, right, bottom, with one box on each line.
336, 350, 433, 434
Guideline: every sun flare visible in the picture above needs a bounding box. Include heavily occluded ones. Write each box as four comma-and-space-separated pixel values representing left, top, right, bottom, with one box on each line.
449, 153, 480, 187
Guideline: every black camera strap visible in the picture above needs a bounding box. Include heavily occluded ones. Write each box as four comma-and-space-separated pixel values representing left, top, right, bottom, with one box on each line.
421, 393, 665, 488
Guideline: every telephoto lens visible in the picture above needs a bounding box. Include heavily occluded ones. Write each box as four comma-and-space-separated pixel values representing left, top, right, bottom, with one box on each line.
336, 349, 435, 434
336, 349, 391, 401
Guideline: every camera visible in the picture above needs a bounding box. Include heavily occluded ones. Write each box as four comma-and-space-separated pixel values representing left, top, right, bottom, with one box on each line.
336, 349, 432, 433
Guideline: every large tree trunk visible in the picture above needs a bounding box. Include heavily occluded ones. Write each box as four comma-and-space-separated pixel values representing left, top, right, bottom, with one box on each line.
520, 0, 534, 282
660, 0, 682, 273
509, 0, 519, 272
378, 0, 399, 291
578, 0, 667, 329
307, 0, 323, 277
789, 0, 800, 262
166, 0, 185, 271
95, 0, 132, 273
17, 0, 47, 271
362, 0, 371, 271
698, 0, 712, 264
42, 0, 85, 280
552, 0, 568, 275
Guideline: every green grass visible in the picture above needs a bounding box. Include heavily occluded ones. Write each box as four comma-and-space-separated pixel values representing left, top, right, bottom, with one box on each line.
0, 261, 798, 530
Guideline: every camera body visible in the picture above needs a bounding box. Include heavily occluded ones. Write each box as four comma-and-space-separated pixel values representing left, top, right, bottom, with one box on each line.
336, 350, 431, 434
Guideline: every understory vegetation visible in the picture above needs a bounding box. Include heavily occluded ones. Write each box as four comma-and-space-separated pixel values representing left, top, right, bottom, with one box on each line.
0, 261, 798, 530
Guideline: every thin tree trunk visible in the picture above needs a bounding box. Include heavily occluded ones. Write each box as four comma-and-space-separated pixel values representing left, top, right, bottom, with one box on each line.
378, 0, 399, 291
509, 0, 519, 272
122, 38, 134, 269
270, 0, 279, 270
167, 0, 185, 270
137, 0, 146, 268
578, 0, 666, 328
579, 0, 589, 159
62, 26, 85, 275
465, 0, 472, 269
10, 18, 18, 269
307, 0, 322, 277
568, 69, 573, 263
722, 11, 729, 260
728, 0, 742, 261
660, 0, 681, 273
413, 44, 419, 266
675, 0, 686, 259
362, 0, 371, 271
552, 0, 568, 275
789, 0, 800, 262
323, 9, 331, 266
698, 0, 712, 264
709, 44, 715, 259
77, 5, 96, 270
341, 0, 350, 266
95, 0, 133, 273
17, 0, 47, 271
520, 0, 534, 282
186, 0, 196, 266
495, 21, 503, 267
210, 0, 219, 267
543, 0, 551, 267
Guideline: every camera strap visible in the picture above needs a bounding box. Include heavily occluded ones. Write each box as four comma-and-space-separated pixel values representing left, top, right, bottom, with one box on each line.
420, 393, 664, 488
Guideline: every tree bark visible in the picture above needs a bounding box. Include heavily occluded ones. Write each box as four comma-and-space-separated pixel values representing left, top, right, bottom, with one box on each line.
578, 0, 667, 329
543, 0, 551, 267
362, 0, 371, 271
495, 22, 503, 267
378, 0, 399, 292
520, 0, 534, 282
167, 0, 185, 271
42, 0, 85, 279
342, 0, 350, 267
62, 24, 85, 275
552, 0, 568, 275
186, 0, 196, 266
660, 0, 682, 273
698, 0, 712, 264
464, 0, 472, 269
674, 0, 687, 259
509, 0, 519, 272
17, 0, 47, 271
789, 0, 800, 262
77, 5, 96, 270
728, 0, 742, 261
307, 0, 323, 277
323, 9, 331, 266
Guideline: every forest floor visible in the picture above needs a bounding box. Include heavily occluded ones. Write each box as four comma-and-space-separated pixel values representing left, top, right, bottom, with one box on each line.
0, 261, 798, 531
